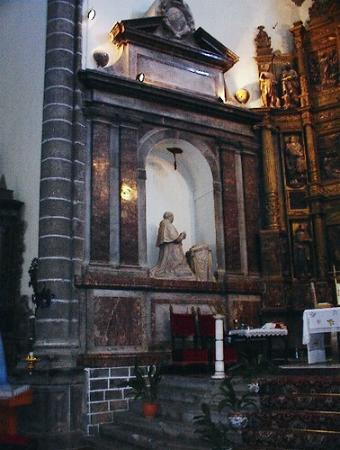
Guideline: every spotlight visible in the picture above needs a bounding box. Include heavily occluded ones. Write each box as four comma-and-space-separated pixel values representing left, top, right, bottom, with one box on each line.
136, 72, 145, 82
87, 8, 96, 20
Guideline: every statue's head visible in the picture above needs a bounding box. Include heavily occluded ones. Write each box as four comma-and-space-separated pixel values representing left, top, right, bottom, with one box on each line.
163, 211, 174, 222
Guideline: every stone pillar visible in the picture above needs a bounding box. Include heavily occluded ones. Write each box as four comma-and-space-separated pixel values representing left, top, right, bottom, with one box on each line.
37, 0, 85, 359
258, 115, 280, 231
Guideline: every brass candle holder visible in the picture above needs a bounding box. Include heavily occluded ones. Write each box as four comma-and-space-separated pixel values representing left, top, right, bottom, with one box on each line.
25, 352, 38, 375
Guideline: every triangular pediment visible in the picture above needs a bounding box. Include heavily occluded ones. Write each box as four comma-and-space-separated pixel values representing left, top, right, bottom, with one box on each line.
110, 16, 238, 73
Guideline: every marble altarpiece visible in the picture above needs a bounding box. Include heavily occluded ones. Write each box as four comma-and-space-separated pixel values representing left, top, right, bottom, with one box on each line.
78, 0, 264, 366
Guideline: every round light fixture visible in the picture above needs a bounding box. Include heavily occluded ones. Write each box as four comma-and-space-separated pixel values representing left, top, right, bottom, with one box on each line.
87, 9, 96, 20
235, 88, 250, 104
136, 73, 145, 82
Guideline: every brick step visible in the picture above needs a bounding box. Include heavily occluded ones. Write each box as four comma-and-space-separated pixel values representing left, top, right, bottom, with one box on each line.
260, 392, 340, 411
258, 375, 340, 395
100, 423, 210, 450
248, 409, 340, 432
243, 428, 340, 449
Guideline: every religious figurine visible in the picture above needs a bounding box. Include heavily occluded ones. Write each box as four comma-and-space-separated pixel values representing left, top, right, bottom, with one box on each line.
284, 135, 307, 187
159, 0, 195, 39
255, 26, 272, 56
186, 243, 215, 282
323, 153, 340, 180
280, 63, 300, 109
259, 65, 280, 108
150, 212, 195, 280
320, 49, 338, 85
308, 55, 320, 85
293, 223, 312, 278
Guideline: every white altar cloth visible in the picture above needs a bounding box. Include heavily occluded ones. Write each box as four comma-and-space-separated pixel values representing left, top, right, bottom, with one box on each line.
303, 307, 340, 363
229, 328, 287, 338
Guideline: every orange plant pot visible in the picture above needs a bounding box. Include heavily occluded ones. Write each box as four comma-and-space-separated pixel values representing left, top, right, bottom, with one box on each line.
143, 402, 158, 418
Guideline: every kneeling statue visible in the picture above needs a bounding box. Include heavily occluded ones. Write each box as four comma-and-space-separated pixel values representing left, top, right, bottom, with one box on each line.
150, 212, 195, 280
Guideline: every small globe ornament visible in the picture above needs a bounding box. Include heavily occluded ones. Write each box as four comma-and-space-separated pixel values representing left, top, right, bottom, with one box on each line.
93, 51, 109, 68
235, 88, 250, 104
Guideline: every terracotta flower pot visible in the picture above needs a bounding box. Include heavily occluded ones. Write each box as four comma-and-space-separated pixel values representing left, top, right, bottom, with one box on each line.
143, 402, 158, 418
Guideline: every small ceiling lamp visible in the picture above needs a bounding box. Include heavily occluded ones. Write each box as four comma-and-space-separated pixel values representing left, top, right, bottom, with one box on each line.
87, 8, 96, 20
166, 147, 183, 170
136, 73, 145, 82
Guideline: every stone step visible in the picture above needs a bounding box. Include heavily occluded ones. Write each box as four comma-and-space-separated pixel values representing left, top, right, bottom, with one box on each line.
260, 392, 340, 411
85, 435, 140, 450
112, 411, 197, 442
259, 375, 340, 395
248, 409, 340, 432
100, 423, 209, 450
243, 428, 340, 449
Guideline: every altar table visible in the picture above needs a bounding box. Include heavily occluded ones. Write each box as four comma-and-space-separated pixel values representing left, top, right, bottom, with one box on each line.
303, 307, 340, 364
229, 328, 288, 361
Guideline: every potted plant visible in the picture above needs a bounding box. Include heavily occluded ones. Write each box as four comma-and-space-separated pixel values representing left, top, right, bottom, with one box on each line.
217, 377, 258, 430
194, 403, 232, 450
121, 361, 162, 418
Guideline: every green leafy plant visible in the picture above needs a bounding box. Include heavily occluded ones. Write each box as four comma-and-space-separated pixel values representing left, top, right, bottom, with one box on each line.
121, 361, 162, 402
194, 403, 232, 450
229, 351, 280, 379
217, 377, 258, 413
194, 377, 259, 449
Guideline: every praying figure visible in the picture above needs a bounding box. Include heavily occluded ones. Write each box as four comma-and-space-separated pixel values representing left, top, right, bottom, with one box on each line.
150, 211, 195, 280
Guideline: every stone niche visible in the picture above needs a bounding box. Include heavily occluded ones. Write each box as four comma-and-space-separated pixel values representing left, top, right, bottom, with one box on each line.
78, 0, 263, 363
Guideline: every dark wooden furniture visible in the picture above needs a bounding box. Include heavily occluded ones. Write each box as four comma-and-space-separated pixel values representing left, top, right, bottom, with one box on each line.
169, 306, 208, 366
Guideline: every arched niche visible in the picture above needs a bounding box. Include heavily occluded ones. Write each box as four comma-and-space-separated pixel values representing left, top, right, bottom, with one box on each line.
144, 138, 217, 272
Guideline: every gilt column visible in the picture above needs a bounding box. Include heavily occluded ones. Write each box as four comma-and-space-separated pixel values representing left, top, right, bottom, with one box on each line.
291, 21, 327, 278
258, 115, 280, 231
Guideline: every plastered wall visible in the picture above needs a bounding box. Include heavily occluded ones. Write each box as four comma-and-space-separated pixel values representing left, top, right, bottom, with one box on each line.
0, 0, 47, 297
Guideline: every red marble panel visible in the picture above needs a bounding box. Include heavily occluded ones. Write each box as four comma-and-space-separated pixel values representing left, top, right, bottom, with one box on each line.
91, 122, 110, 262
242, 153, 261, 273
221, 150, 241, 271
120, 124, 139, 266
93, 297, 143, 347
